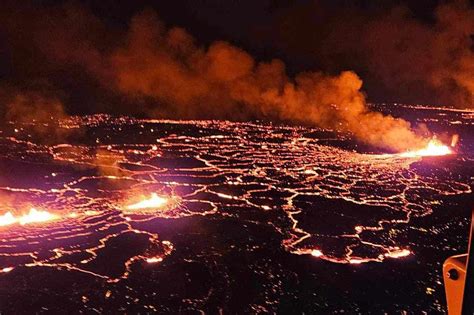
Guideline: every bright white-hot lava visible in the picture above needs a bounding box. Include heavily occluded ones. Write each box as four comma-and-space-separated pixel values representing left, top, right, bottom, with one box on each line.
399, 138, 454, 158
125, 193, 169, 211
146, 257, 163, 263
384, 248, 411, 259
0, 208, 59, 227
0, 212, 16, 226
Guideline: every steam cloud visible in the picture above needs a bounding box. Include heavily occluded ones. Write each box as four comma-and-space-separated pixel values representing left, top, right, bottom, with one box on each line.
2, 2, 464, 151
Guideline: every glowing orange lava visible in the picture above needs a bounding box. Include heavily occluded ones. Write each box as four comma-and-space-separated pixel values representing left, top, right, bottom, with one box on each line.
125, 193, 169, 211
0, 115, 470, 282
0, 208, 59, 227
400, 138, 454, 158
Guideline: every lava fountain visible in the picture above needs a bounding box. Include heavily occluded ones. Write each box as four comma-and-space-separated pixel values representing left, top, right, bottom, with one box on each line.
399, 137, 455, 158
125, 193, 170, 211
0, 208, 59, 227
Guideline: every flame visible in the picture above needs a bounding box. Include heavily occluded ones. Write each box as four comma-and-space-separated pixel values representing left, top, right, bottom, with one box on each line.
0, 208, 59, 227
125, 193, 169, 211
399, 138, 454, 158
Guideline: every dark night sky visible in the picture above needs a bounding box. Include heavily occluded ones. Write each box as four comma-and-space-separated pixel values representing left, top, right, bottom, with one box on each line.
0, 0, 473, 116
76, 0, 446, 66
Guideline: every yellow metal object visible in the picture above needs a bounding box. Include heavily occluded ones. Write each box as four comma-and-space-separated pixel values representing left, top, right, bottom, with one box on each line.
444, 254, 467, 315
444, 208, 474, 314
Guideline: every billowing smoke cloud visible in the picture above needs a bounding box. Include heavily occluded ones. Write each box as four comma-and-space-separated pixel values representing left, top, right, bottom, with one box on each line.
0, 2, 440, 151
107, 10, 429, 151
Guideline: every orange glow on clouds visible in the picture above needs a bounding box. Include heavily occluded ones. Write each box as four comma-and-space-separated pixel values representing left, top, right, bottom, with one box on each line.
0, 208, 59, 227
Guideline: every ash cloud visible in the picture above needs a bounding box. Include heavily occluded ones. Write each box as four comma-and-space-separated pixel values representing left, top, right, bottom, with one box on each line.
0, 1, 458, 151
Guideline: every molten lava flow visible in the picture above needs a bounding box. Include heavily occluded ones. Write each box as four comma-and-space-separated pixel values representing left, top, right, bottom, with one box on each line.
400, 138, 453, 158
19, 208, 59, 225
0, 208, 59, 227
125, 193, 169, 211
0, 116, 470, 286
0, 212, 16, 226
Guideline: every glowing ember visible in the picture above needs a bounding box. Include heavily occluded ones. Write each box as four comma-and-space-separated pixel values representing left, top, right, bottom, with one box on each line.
400, 138, 453, 158
0, 208, 59, 227
125, 193, 169, 210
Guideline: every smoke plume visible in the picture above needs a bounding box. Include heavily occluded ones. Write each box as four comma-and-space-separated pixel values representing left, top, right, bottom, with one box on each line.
0, 2, 447, 151
107, 10, 429, 151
